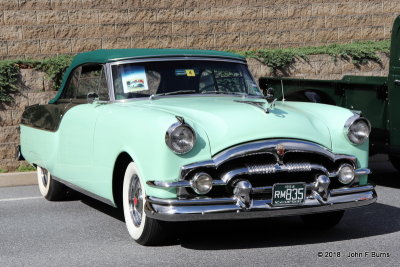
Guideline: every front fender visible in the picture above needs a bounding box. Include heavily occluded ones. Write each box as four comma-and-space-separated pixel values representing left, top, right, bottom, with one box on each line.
285, 102, 369, 180
92, 103, 212, 201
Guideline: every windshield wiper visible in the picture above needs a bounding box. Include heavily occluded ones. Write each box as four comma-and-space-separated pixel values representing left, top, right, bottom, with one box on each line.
161, 90, 196, 96
201, 91, 248, 96
150, 90, 196, 99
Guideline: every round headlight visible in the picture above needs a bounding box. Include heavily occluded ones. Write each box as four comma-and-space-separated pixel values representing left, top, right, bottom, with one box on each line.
165, 121, 196, 154
191, 172, 213, 194
345, 116, 371, 145
338, 164, 355, 184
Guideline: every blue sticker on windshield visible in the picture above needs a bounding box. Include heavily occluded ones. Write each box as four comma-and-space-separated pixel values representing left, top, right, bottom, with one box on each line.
121, 66, 149, 93
175, 69, 198, 76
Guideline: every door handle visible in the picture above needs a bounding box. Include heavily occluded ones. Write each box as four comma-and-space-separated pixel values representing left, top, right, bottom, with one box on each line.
394, 80, 400, 86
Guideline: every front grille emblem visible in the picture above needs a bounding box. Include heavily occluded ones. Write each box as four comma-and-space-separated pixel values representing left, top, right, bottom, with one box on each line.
275, 144, 285, 156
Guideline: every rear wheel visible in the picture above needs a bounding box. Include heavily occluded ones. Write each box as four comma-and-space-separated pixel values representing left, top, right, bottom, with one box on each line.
122, 162, 166, 245
301, 210, 345, 229
37, 166, 67, 201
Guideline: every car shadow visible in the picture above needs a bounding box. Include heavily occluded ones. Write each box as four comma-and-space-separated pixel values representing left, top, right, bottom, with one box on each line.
369, 154, 400, 189
71, 191, 125, 222
72, 153, 400, 248
76, 193, 400, 249
175, 202, 400, 250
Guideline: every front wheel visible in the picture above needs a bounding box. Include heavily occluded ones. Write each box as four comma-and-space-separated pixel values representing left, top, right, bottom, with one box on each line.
301, 210, 345, 229
37, 166, 67, 201
122, 162, 166, 245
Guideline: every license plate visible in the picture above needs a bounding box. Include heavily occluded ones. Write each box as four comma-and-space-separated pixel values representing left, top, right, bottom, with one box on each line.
272, 183, 306, 206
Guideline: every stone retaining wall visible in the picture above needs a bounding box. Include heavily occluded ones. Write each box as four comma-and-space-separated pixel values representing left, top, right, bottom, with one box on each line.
0, 69, 55, 171
0, 53, 390, 171
0, 0, 399, 59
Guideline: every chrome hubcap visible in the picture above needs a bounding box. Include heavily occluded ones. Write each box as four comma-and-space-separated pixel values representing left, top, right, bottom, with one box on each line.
129, 174, 143, 227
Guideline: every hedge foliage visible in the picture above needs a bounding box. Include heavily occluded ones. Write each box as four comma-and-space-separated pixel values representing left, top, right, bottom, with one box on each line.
235, 40, 390, 70
0, 55, 72, 103
0, 40, 391, 102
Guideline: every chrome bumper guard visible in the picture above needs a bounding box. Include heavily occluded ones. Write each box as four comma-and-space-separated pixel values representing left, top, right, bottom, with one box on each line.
144, 185, 377, 221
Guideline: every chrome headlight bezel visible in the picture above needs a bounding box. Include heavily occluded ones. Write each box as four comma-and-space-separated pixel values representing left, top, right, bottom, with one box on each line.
165, 119, 196, 154
344, 114, 371, 145
191, 172, 213, 194
337, 164, 355, 184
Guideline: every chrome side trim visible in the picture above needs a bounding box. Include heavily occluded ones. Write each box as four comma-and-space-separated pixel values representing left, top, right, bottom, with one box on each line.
147, 196, 236, 206
234, 100, 269, 113
51, 176, 116, 207
355, 168, 371, 176
147, 179, 226, 188
105, 62, 115, 101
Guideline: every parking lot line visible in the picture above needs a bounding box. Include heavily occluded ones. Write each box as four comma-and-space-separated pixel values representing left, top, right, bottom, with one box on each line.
0, 196, 42, 202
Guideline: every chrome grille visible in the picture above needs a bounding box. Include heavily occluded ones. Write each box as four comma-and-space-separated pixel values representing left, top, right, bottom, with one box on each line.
178, 139, 358, 197
247, 163, 313, 175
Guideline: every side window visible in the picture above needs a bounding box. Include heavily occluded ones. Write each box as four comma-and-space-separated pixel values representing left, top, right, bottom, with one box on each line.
76, 65, 108, 100
62, 66, 81, 99
60, 64, 109, 102
98, 68, 109, 100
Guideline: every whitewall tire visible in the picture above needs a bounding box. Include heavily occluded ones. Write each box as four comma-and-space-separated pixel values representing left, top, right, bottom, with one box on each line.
37, 166, 67, 201
37, 166, 50, 197
122, 162, 165, 245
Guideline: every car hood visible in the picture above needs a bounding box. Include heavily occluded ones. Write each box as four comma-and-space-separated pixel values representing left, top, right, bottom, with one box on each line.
138, 96, 332, 155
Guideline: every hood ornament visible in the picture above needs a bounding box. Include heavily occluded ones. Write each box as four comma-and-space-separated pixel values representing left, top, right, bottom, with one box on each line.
234, 100, 269, 113
275, 144, 285, 156
275, 144, 285, 164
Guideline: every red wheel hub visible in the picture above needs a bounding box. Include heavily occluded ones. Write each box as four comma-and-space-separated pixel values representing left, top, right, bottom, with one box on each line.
133, 196, 138, 206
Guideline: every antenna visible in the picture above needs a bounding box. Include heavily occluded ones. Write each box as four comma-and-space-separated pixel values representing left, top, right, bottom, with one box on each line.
281, 80, 285, 102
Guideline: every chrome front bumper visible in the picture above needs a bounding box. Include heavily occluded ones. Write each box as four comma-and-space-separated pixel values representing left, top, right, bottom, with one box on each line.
144, 185, 377, 221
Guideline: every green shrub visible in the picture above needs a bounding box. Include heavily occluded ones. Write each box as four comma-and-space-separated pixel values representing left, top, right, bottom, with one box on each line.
0, 61, 20, 102
35, 55, 73, 89
0, 55, 72, 103
234, 40, 391, 70
0, 168, 8, 173
16, 164, 36, 172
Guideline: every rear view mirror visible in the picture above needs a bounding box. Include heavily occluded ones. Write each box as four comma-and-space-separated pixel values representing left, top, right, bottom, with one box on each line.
265, 87, 275, 101
87, 92, 99, 104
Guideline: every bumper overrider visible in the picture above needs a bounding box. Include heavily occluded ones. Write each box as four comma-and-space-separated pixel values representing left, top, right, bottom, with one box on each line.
146, 139, 377, 222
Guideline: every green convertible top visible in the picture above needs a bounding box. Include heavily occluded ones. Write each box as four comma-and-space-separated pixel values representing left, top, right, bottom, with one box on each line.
49, 48, 244, 103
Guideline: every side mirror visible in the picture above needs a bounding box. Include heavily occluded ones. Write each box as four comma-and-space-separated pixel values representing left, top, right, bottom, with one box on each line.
265, 87, 275, 101
87, 92, 99, 104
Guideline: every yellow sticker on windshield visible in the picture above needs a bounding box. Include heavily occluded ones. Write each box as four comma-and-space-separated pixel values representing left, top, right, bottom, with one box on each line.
185, 69, 195, 76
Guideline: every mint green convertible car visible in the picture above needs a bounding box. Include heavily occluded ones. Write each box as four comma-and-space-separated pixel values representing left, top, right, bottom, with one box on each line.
20, 49, 376, 245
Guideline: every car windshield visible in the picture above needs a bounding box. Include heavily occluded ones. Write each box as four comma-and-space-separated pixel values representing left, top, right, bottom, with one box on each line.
111, 60, 263, 99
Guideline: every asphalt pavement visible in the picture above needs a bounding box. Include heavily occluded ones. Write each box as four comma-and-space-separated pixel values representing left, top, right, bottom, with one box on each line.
0, 155, 399, 267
